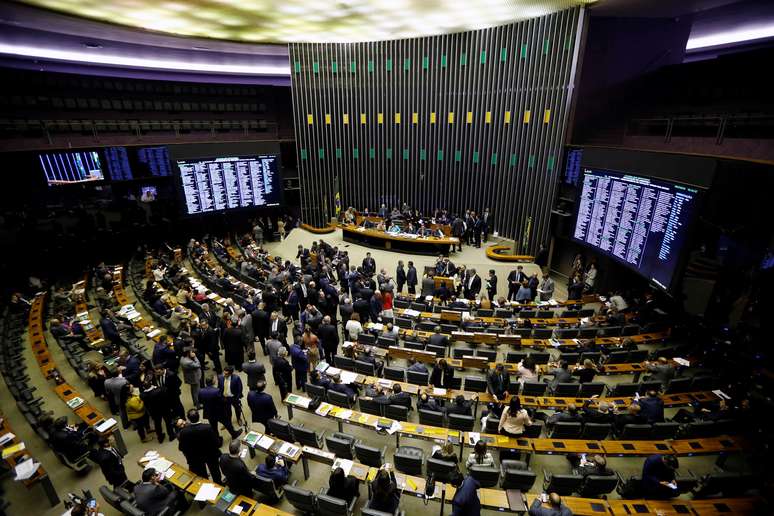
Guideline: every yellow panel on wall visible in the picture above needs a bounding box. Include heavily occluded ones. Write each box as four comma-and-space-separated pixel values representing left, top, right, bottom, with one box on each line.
504, 111, 511, 124
466, 111, 473, 124
448, 111, 454, 124
307, 114, 313, 125
430, 112, 436, 124
378, 113, 384, 124
544, 109, 551, 124
485, 111, 491, 124
325, 113, 331, 125
360, 113, 366, 124
523, 110, 531, 124
395, 112, 401, 124
343, 113, 349, 124
412, 112, 418, 124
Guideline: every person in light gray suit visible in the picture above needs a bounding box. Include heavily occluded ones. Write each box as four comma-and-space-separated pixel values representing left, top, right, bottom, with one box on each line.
645, 357, 676, 389
545, 360, 574, 393
180, 348, 202, 408
104, 367, 130, 428
538, 273, 555, 301
241, 351, 266, 390
528, 493, 573, 516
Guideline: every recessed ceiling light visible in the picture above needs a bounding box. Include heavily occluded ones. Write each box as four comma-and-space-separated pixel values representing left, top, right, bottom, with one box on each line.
83, 42, 102, 48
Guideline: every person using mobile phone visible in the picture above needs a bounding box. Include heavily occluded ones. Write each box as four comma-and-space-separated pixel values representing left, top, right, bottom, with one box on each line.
528, 492, 571, 515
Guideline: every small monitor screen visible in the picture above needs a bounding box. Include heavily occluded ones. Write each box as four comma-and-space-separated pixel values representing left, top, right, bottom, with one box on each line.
140, 186, 158, 202
105, 146, 171, 180
572, 167, 701, 290
40, 150, 104, 185
177, 154, 281, 215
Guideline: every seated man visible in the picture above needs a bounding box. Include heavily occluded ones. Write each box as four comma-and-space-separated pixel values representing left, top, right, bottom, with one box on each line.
256, 455, 290, 487
546, 403, 583, 429
645, 357, 676, 390
614, 403, 647, 435
407, 357, 429, 375
582, 400, 615, 424
388, 384, 412, 410
429, 327, 449, 348
356, 347, 384, 376
310, 370, 332, 390
329, 374, 358, 401
134, 468, 178, 516
528, 492, 572, 516
567, 453, 614, 477
50, 416, 90, 462
220, 440, 262, 497
417, 391, 444, 412
641, 454, 679, 499
445, 394, 473, 416
638, 391, 665, 424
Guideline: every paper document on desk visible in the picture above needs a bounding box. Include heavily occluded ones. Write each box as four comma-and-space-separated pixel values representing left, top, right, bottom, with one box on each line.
279, 442, 298, 457
194, 483, 220, 501
550, 339, 562, 348
315, 362, 330, 373
325, 367, 342, 377
378, 379, 393, 389
673, 357, 690, 367
95, 418, 117, 433
257, 435, 275, 450
2, 442, 24, 459
712, 389, 731, 400
432, 388, 447, 396
468, 432, 480, 445
334, 409, 353, 420
403, 309, 421, 318
315, 403, 333, 416
13, 458, 39, 481
145, 458, 173, 473
332, 458, 353, 476
0, 433, 15, 446
147, 329, 162, 338
340, 371, 358, 384
66, 397, 85, 409
385, 421, 402, 435
370, 323, 383, 331
244, 431, 261, 447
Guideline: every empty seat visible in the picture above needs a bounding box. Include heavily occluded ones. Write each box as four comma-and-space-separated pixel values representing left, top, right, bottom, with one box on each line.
317, 491, 356, 516
291, 425, 323, 448
500, 460, 537, 491
580, 352, 602, 363
579, 474, 619, 497
609, 383, 639, 397
627, 349, 649, 362
354, 360, 376, 376
419, 409, 445, 427
578, 382, 605, 397
395, 318, 413, 329
469, 465, 501, 488
383, 367, 405, 381
376, 336, 397, 349
407, 370, 429, 386
426, 343, 446, 358
358, 333, 376, 346
326, 432, 356, 459
404, 340, 425, 351
385, 404, 409, 422
521, 382, 546, 396
599, 327, 622, 337
551, 422, 582, 439
427, 457, 458, 483
285, 480, 317, 514
529, 352, 550, 364
355, 443, 386, 467
327, 389, 353, 408
581, 423, 611, 440
651, 422, 680, 440
560, 352, 580, 364
553, 383, 580, 397
620, 424, 652, 440
359, 398, 383, 417
520, 310, 537, 318
476, 309, 494, 317
484, 416, 500, 434
464, 376, 487, 392
638, 381, 663, 394
476, 349, 497, 362
334, 355, 355, 370
452, 347, 474, 359
690, 376, 714, 391
578, 328, 598, 338
537, 310, 554, 319
448, 414, 475, 431
394, 446, 424, 476
494, 309, 513, 318
685, 421, 716, 438
665, 378, 691, 394
621, 325, 640, 336
544, 473, 584, 496
606, 351, 630, 364
556, 329, 580, 339
255, 473, 284, 501
506, 351, 528, 364
532, 328, 554, 339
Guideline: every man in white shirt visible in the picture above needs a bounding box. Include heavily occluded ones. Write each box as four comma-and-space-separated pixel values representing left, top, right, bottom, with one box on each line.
609, 292, 628, 312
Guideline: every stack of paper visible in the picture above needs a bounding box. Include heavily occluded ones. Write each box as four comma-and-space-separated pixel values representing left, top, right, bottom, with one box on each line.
95, 418, 117, 433
673, 357, 690, 367
386, 421, 402, 435
0, 433, 15, 446
278, 442, 298, 457
403, 309, 420, 318
315, 403, 333, 416
468, 432, 481, 445
432, 388, 447, 396
194, 483, 221, 502
334, 409, 353, 420
244, 431, 261, 447
257, 435, 275, 450
66, 397, 85, 409
13, 458, 39, 481
315, 362, 330, 372
325, 367, 342, 377
145, 458, 173, 473
332, 458, 353, 476
147, 329, 162, 338
340, 371, 358, 384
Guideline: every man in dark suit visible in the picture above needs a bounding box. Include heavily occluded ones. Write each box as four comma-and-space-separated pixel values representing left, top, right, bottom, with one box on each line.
406, 261, 418, 294
220, 440, 262, 497
318, 315, 339, 364
268, 311, 288, 345
487, 365, 510, 403
362, 252, 376, 275
218, 366, 244, 431
638, 391, 665, 424
134, 468, 177, 516
396, 260, 406, 293
614, 404, 647, 435
463, 268, 482, 300
177, 409, 223, 483
429, 326, 449, 348
246, 381, 277, 431
481, 208, 492, 243
222, 321, 245, 371
90, 436, 128, 488
506, 267, 527, 302
199, 375, 241, 439
430, 359, 455, 389
486, 270, 498, 301
198, 320, 222, 375
388, 383, 412, 410
156, 364, 185, 421
252, 303, 270, 354
241, 351, 266, 391
528, 493, 572, 516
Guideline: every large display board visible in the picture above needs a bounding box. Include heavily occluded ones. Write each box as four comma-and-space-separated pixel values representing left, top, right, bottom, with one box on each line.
40, 150, 104, 185
177, 155, 281, 215
572, 168, 701, 290
104, 146, 172, 180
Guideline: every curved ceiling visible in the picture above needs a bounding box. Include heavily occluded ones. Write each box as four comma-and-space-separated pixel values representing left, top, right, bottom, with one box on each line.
12, 0, 594, 43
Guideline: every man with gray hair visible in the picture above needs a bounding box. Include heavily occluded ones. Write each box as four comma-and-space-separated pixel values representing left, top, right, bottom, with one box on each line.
582, 400, 614, 424
219, 439, 261, 497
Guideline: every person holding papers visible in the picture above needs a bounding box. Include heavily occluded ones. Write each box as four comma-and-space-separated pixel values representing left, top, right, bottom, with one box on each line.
328, 466, 359, 503
367, 465, 400, 514
537, 272, 555, 302
641, 454, 680, 499
220, 440, 262, 497
90, 436, 129, 488
134, 468, 177, 516
256, 455, 289, 488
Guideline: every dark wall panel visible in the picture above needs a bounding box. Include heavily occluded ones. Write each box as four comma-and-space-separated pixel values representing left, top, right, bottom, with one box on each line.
289, 7, 584, 252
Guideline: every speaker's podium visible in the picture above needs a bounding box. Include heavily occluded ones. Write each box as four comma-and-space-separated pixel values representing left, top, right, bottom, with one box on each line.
434, 276, 455, 290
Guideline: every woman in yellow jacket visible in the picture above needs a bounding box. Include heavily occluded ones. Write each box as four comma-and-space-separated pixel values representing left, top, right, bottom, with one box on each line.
126, 387, 152, 442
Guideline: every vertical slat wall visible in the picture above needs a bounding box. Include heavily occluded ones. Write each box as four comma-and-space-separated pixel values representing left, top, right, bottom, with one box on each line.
289, 7, 583, 252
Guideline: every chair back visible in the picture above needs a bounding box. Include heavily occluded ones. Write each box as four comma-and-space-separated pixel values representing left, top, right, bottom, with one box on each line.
383, 366, 405, 381
521, 382, 546, 396
354, 360, 376, 376
267, 418, 294, 442
354, 443, 384, 467
418, 409, 444, 427
333, 355, 355, 370
393, 446, 424, 476
385, 404, 409, 422
468, 465, 500, 488
406, 370, 429, 386
359, 398, 384, 417
305, 383, 327, 398
463, 376, 487, 392
580, 475, 619, 497
317, 494, 351, 516
448, 414, 475, 431
545, 473, 584, 496
327, 389, 352, 408
285, 482, 317, 513
581, 423, 611, 440
620, 424, 653, 440
551, 422, 582, 439
291, 425, 322, 448
256, 474, 284, 500
553, 383, 580, 397
325, 434, 355, 459
578, 382, 605, 397
426, 457, 457, 483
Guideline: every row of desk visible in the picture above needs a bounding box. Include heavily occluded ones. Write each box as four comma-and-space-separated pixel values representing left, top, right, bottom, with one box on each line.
28, 294, 128, 455
283, 394, 748, 461
0, 410, 59, 507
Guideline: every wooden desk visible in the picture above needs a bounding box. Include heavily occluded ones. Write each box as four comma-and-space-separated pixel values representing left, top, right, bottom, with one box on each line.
342, 224, 459, 255
602, 440, 673, 456
669, 436, 744, 456
525, 494, 609, 515
607, 499, 658, 515
644, 500, 694, 515
688, 497, 763, 515
531, 439, 605, 455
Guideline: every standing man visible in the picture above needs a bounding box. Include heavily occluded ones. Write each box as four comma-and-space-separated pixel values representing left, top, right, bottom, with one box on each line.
318, 315, 339, 364
241, 351, 266, 391
537, 273, 555, 302
246, 381, 277, 432
406, 261, 418, 295
177, 409, 223, 484
362, 252, 376, 275
451, 215, 465, 252
481, 208, 492, 243
396, 260, 406, 294
463, 268, 481, 301
180, 348, 202, 409
218, 366, 245, 431
90, 436, 129, 488
268, 311, 288, 345
251, 303, 270, 355
486, 270, 498, 301
222, 318, 245, 371
156, 364, 185, 421
104, 366, 130, 429
199, 376, 241, 439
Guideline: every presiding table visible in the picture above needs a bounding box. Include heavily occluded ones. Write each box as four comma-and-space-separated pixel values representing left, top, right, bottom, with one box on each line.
341, 224, 459, 255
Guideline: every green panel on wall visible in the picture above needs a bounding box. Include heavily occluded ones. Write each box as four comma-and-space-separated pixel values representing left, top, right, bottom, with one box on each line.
460, 52, 467, 65
441, 54, 447, 68
547, 155, 555, 170
331, 61, 338, 73
500, 48, 507, 62
386, 148, 393, 159
454, 150, 461, 162
312, 61, 319, 73
480, 50, 487, 64
369, 147, 375, 159
368, 60, 374, 73
543, 39, 550, 54
509, 153, 518, 166
335, 147, 342, 158
528, 154, 536, 167
491, 153, 498, 164
437, 149, 444, 161
318, 148, 324, 159
420, 148, 427, 160
300, 148, 307, 160
422, 56, 429, 69
520, 43, 527, 58
403, 148, 409, 160
350, 61, 356, 73
404, 58, 411, 71
386, 58, 393, 71
294, 61, 301, 73
473, 150, 480, 163
353, 148, 359, 159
